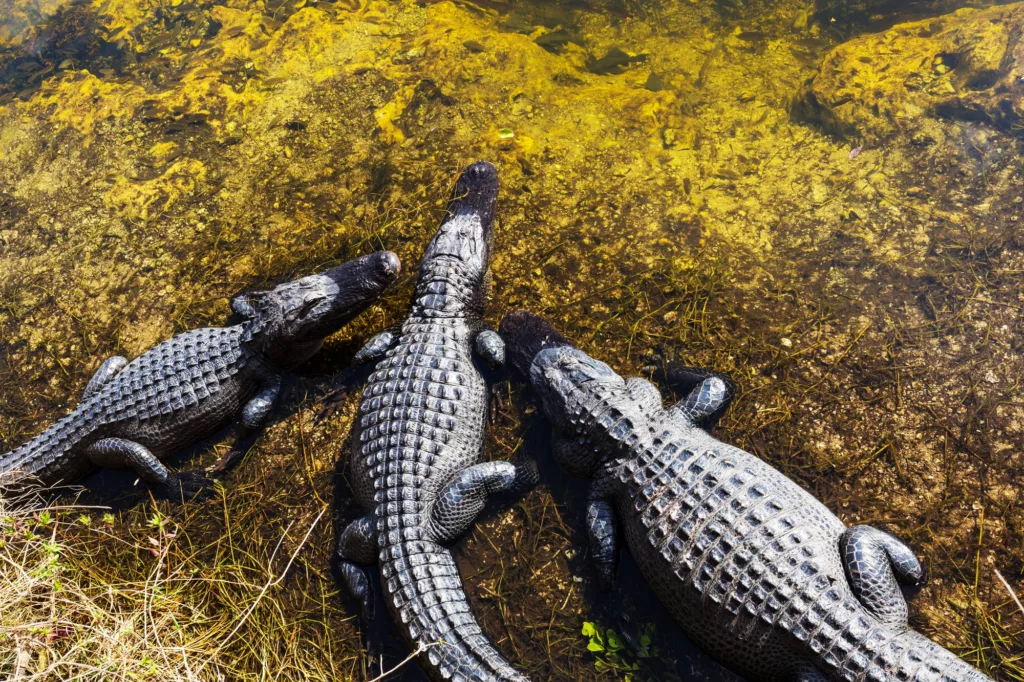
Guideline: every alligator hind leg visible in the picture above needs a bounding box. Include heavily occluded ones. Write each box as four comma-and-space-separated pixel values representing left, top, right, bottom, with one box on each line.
335, 514, 378, 621
506, 456, 540, 497
426, 461, 517, 544
85, 438, 217, 502
840, 525, 925, 629
587, 473, 620, 591
82, 356, 128, 399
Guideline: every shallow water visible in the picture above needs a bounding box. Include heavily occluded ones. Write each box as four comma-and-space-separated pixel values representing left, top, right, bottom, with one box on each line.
1, 0, 1023, 680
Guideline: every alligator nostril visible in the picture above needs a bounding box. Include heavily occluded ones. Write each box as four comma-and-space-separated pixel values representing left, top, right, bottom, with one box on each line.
466, 161, 496, 179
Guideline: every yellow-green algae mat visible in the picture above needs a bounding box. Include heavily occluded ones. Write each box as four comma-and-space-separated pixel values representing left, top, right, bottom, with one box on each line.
1, 0, 1023, 679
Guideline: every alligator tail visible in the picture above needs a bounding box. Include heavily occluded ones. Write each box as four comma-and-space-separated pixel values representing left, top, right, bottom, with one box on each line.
0, 404, 97, 487
381, 539, 529, 682
817, 611, 991, 682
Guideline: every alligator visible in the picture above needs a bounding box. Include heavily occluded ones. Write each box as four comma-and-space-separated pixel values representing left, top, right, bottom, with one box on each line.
334, 161, 531, 682
0, 251, 400, 501
499, 310, 992, 682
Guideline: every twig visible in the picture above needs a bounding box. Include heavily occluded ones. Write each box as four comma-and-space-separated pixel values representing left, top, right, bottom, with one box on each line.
994, 568, 1024, 617
365, 643, 435, 682
12, 640, 31, 680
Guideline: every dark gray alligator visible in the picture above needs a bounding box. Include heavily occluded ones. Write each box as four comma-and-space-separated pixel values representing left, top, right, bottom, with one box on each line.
500, 310, 992, 682
334, 162, 530, 682
0, 251, 400, 501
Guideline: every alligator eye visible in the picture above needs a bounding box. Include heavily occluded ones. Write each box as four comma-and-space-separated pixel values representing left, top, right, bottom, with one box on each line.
295, 295, 325, 319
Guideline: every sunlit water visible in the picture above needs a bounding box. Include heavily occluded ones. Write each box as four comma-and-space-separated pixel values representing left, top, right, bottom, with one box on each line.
1, 0, 1022, 680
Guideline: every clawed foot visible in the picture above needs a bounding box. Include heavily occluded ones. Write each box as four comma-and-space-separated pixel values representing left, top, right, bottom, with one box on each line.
317, 365, 375, 422
206, 440, 254, 476
332, 556, 376, 623
488, 383, 506, 425
157, 470, 219, 502
317, 387, 350, 422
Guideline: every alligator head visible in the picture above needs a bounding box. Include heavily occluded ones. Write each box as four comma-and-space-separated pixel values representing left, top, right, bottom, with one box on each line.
232, 250, 401, 366
414, 161, 498, 315
501, 310, 629, 476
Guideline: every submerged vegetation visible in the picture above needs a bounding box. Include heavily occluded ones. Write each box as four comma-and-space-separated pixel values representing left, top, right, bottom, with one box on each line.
0, 0, 1022, 679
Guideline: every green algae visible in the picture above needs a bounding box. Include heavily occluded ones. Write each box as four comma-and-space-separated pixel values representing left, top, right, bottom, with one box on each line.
1, 0, 1023, 680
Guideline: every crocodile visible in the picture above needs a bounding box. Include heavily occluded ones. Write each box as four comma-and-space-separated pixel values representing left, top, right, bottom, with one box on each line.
334, 161, 530, 682
500, 310, 992, 682
0, 251, 400, 501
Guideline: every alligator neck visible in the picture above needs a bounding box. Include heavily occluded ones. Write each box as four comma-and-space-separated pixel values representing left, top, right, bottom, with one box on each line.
410, 256, 485, 319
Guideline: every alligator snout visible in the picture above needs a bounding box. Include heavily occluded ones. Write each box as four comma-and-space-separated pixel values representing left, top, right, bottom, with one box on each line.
272, 250, 401, 342
462, 159, 498, 185
324, 249, 401, 289
447, 160, 498, 224
375, 250, 401, 279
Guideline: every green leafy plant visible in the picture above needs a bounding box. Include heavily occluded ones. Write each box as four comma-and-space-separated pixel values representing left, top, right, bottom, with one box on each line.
581, 620, 660, 681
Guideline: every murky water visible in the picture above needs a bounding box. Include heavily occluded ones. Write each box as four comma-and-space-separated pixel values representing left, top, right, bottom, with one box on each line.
1, 0, 1022, 680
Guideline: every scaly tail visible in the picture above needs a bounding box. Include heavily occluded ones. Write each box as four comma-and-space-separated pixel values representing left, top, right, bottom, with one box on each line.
0, 406, 96, 486
381, 539, 529, 682
809, 597, 991, 682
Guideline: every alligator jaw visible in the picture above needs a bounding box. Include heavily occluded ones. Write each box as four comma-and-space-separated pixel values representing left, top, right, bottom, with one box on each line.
424, 161, 498, 266
415, 162, 498, 314
500, 310, 624, 451
499, 310, 621, 401
270, 250, 401, 343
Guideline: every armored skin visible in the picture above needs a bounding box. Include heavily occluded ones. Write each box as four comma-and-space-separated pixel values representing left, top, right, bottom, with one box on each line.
500, 310, 991, 682
0, 251, 400, 501
335, 162, 530, 682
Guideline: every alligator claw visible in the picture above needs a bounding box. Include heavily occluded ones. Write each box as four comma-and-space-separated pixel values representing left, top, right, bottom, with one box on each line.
317, 366, 369, 422
317, 388, 349, 421
206, 435, 258, 476
158, 470, 219, 502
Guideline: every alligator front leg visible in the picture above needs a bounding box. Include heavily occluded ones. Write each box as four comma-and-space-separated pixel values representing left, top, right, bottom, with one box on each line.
319, 331, 397, 420
84, 438, 216, 502
208, 377, 282, 475
82, 356, 128, 399
474, 329, 505, 369
586, 474, 620, 591
840, 525, 925, 630
240, 378, 282, 431
426, 461, 517, 544
668, 375, 733, 429
353, 331, 395, 365
335, 514, 378, 621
